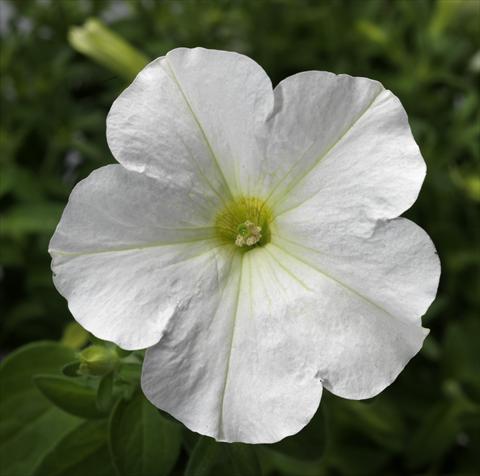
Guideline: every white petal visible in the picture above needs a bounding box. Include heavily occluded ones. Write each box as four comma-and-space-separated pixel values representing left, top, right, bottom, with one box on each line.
262, 72, 438, 398
107, 47, 273, 198
270, 217, 440, 398
49, 165, 224, 350
274, 218, 440, 323
141, 250, 323, 444
261, 72, 425, 223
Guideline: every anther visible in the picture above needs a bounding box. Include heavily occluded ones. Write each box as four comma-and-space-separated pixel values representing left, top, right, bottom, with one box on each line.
235, 221, 262, 247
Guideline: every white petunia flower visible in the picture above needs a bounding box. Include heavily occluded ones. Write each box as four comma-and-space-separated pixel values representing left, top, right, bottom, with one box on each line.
49, 47, 440, 444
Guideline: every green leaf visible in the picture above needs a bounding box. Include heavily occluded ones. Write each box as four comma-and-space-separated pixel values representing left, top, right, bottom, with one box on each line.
342, 399, 405, 451
329, 443, 391, 476
0, 342, 81, 476
406, 402, 461, 468
33, 420, 115, 476
323, 395, 400, 475
34, 374, 105, 419
0, 202, 64, 237
109, 393, 182, 476
260, 409, 326, 476
227, 444, 263, 476
185, 437, 222, 476
182, 429, 200, 454
185, 437, 262, 476
444, 321, 480, 390
265, 408, 326, 461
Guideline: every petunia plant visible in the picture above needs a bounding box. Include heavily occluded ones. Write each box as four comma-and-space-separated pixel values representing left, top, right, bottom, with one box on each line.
48, 47, 440, 444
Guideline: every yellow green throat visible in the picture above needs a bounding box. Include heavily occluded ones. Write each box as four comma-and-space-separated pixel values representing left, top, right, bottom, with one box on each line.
215, 197, 273, 249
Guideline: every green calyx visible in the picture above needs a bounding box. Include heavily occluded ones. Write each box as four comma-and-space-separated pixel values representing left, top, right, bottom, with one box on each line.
215, 197, 273, 250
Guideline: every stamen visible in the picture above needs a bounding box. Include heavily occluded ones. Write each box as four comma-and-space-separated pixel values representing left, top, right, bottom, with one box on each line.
235, 221, 262, 247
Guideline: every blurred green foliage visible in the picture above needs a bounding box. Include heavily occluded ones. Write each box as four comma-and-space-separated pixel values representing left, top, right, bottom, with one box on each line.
0, 0, 479, 475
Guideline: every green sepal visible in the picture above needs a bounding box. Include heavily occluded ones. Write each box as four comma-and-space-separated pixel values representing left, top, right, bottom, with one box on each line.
34, 374, 106, 419
62, 361, 81, 377
96, 372, 115, 413
60, 323, 89, 350
117, 362, 142, 383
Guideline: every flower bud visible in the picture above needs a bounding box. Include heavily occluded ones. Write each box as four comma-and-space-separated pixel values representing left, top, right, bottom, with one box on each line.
68, 19, 149, 81
78, 345, 118, 376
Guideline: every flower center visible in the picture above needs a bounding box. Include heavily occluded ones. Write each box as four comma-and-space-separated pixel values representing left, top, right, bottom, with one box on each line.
215, 197, 272, 250
235, 221, 262, 247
